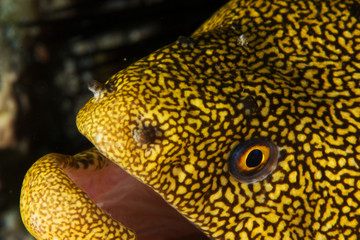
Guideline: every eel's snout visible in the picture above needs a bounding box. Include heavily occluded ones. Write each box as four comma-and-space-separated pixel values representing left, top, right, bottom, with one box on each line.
76, 82, 132, 161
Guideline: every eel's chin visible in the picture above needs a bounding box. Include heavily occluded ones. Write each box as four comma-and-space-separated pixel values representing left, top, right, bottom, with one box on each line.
65, 157, 209, 240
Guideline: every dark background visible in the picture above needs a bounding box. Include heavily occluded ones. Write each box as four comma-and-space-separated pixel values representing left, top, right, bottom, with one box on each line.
0, 0, 226, 239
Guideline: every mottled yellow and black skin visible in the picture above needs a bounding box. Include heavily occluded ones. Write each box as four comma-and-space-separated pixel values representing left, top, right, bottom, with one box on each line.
21, 0, 360, 239
20, 149, 136, 239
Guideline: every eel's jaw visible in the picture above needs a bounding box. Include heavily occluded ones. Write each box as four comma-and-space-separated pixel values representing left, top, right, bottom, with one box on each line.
20, 153, 136, 240
20, 151, 209, 240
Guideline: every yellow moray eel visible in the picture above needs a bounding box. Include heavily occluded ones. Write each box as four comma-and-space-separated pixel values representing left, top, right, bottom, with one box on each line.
20, 0, 360, 239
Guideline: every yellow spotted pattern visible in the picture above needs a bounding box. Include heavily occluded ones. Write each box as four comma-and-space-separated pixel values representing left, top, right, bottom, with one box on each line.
22, 0, 360, 239
20, 149, 136, 240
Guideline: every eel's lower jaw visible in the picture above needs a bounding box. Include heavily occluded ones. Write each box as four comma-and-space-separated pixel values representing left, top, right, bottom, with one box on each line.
65, 157, 209, 240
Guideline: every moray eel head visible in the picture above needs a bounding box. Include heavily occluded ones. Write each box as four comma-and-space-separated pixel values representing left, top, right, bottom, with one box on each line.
76, 37, 270, 238
75, 21, 281, 238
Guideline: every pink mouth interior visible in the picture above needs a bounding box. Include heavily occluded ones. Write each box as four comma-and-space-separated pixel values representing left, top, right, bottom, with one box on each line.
64, 158, 208, 240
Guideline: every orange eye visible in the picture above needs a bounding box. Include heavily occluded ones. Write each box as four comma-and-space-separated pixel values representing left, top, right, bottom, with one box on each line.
229, 139, 279, 183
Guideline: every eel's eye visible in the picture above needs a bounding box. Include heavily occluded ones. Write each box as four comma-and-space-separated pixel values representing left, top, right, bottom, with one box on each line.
229, 139, 279, 184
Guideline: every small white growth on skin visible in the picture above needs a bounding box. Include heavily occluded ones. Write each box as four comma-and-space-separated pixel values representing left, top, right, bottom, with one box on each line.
237, 34, 248, 46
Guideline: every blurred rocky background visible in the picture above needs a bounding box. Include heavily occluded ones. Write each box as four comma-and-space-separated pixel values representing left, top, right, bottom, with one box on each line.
0, 0, 224, 239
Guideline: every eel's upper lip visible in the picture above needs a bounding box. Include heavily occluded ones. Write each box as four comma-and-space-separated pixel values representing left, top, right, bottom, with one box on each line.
64, 156, 210, 240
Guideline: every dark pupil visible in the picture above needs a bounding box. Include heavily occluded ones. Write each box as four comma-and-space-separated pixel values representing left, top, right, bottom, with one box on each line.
246, 149, 263, 168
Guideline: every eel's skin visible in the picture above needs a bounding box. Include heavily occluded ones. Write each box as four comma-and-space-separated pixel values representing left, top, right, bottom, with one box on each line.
21, 0, 360, 239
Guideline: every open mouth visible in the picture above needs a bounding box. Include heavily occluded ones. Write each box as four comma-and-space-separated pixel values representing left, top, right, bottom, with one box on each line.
64, 156, 209, 240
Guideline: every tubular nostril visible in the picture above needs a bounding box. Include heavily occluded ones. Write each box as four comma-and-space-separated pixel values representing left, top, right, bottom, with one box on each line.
88, 80, 105, 101
88, 80, 115, 101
